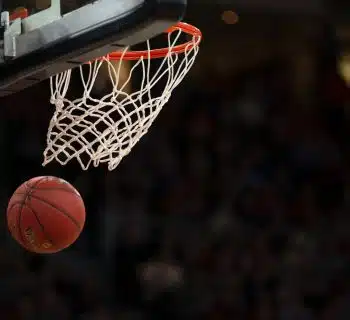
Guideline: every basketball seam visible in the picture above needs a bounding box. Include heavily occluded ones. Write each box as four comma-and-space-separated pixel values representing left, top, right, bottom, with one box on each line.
24, 194, 82, 229
16, 188, 81, 197
8, 202, 27, 246
26, 205, 55, 247
24, 176, 82, 198
18, 201, 28, 248
9, 202, 39, 252
7, 201, 24, 213
19, 176, 48, 250
24, 176, 50, 191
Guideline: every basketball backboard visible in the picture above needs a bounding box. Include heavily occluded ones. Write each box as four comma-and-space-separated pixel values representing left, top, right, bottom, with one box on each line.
0, 0, 186, 97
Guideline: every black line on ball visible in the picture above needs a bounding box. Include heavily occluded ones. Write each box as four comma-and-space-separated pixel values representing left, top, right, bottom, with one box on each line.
18, 202, 28, 247
7, 201, 25, 213
25, 194, 81, 229
26, 205, 55, 247
7, 202, 25, 243
17, 187, 81, 198
10, 177, 54, 251
24, 176, 50, 191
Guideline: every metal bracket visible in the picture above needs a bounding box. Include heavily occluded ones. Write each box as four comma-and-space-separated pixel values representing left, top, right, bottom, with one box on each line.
1, 12, 21, 58
22, 0, 61, 33
0, 0, 187, 97
0, 0, 61, 59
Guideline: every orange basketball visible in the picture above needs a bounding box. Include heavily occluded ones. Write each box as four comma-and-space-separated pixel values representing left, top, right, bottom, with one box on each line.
7, 176, 86, 254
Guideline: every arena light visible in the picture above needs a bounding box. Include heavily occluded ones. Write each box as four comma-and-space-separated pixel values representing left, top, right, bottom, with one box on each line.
221, 10, 239, 24
338, 54, 350, 85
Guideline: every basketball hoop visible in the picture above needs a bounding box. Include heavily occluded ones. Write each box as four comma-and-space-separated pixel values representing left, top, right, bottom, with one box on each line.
44, 22, 201, 170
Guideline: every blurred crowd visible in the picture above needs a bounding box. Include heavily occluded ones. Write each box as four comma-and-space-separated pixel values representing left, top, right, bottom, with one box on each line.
0, 25, 347, 320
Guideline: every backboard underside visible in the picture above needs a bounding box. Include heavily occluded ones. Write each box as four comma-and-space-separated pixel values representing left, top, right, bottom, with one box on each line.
0, 0, 186, 97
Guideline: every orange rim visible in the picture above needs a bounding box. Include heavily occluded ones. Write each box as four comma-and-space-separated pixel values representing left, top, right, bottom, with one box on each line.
106, 22, 202, 61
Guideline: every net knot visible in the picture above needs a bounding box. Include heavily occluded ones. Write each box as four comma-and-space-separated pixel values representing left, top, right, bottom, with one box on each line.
50, 97, 64, 110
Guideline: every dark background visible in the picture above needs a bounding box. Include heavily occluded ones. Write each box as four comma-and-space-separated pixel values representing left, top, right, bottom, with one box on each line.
0, 0, 347, 319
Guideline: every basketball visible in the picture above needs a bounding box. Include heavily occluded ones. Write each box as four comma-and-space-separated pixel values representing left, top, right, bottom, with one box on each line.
7, 176, 86, 254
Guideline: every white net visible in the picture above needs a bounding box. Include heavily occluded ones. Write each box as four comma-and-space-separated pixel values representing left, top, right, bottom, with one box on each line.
44, 24, 201, 170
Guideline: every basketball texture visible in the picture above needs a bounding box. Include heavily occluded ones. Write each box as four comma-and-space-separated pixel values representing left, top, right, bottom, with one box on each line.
7, 176, 85, 254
